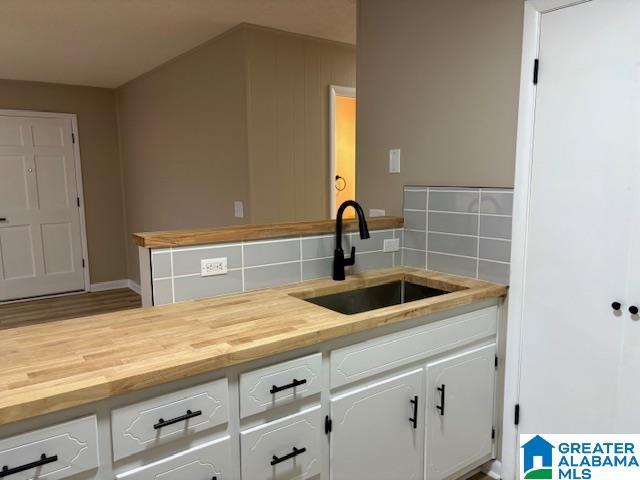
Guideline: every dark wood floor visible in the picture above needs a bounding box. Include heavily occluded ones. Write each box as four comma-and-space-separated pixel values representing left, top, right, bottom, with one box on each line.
0, 288, 141, 329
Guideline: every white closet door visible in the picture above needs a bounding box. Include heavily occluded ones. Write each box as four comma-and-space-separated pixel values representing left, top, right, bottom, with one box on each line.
517, 0, 640, 434
0, 115, 85, 301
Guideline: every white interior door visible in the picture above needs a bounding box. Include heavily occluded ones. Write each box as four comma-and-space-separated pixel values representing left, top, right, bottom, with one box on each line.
0, 114, 86, 301
516, 0, 640, 434
330, 368, 423, 480
425, 344, 496, 480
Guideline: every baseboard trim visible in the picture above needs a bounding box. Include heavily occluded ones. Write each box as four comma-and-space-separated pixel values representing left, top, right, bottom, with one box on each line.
90, 279, 141, 295
483, 459, 502, 479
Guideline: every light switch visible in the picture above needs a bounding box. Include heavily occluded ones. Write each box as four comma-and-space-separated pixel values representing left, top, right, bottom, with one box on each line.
234, 201, 244, 218
389, 149, 401, 173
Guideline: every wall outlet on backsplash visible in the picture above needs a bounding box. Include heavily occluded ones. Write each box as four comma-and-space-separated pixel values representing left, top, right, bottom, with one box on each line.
383, 238, 400, 252
201, 258, 227, 277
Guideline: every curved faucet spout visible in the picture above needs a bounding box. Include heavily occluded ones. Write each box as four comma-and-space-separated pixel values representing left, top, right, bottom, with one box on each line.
333, 200, 370, 280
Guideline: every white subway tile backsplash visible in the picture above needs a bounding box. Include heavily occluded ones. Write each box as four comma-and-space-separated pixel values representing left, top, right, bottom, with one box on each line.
428, 233, 478, 258
151, 253, 171, 279
428, 212, 478, 236
479, 215, 512, 239
174, 270, 243, 302
429, 190, 480, 213
302, 258, 333, 280
403, 230, 426, 251
479, 238, 511, 263
478, 260, 510, 285
403, 189, 427, 210
479, 191, 513, 215
402, 248, 426, 269
403, 210, 427, 231
428, 252, 478, 278
152, 278, 173, 305
302, 235, 350, 260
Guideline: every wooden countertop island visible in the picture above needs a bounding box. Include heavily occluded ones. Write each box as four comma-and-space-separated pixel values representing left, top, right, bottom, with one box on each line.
0, 267, 506, 425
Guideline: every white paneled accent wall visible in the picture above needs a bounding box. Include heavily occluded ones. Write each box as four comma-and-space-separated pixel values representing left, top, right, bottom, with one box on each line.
402, 186, 513, 284
150, 229, 403, 305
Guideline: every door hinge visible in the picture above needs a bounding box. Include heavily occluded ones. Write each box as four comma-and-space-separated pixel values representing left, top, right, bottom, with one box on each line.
515, 404, 520, 426
324, 415, 332, 435
492, 428, 496, 439
82, 258, 85, 268
533, 58, 539, 85
76, 197, 80, 207
71, 132, 76, 144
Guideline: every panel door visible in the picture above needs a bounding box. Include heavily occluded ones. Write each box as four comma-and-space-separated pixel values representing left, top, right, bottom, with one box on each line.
329, 368, 423, 480
0, 114, 85, 301
517, 0, 640, 435
425, 344, 496, 480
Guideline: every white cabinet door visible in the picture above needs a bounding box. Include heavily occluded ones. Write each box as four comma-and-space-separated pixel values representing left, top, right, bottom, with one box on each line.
116, 436, 231, 480
330, 368, 423, 480
425, 344, 495, 480
240, 405, 321, 480
515, 0, 640, 434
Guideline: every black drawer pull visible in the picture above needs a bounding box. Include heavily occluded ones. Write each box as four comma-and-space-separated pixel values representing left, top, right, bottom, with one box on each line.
270, 378, 307, 394
409, 395, 419, 428
1, 453, 58, 478
436, 384, 446, 416
154, 409, 202, 429
270, 446, 306, 466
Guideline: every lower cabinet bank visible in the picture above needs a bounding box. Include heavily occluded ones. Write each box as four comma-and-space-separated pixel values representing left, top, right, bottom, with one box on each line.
0, 301, 501, 480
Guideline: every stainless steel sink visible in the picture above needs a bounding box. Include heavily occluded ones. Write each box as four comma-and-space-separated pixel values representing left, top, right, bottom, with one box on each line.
303, 280, 449, 315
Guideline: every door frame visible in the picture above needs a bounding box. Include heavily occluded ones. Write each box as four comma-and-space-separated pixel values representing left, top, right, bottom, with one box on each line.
500, 1, 592, 479
0, 109, 91, 299
329, 85, 356, 219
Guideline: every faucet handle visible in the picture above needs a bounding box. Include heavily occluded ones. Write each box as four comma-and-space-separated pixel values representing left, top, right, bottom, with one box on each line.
344, 246, 356, 266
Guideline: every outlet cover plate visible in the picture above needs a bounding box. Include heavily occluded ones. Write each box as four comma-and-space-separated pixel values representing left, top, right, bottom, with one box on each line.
383, 238, 400, 253
201, 257, 228, 277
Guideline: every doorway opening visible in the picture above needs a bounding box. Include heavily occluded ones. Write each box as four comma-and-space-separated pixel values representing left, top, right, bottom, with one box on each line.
329, 85, 356, 219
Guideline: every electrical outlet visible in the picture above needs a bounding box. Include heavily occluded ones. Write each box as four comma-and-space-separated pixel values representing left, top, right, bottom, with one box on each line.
201, 257, 227, 277
369, 209, 386, 217
383, 238, 400, 252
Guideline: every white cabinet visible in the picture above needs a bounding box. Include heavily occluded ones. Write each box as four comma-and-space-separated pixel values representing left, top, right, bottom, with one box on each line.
117, 436, 231, 480
0, 416, 98, 480
425, 344, 496, 480
240, 405, 321, 480
111, 377, 229, 460
329, 368, 424, 480
240, 353, 322, 418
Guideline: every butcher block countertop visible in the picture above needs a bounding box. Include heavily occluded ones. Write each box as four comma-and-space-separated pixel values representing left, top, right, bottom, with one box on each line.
0, 267, 506, 425
132, 216, 403, 248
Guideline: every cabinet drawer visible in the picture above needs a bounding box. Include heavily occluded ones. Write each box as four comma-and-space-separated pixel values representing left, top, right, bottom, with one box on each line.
239, 353, 321, 418
330, 306, 497, 388
0, 416, 98, 480
117, 436, 231, 480
240, 405, 321, 480
111, 377, 228, 461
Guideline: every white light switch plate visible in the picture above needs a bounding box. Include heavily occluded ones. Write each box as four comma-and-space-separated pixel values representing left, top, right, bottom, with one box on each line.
201, 257, 227, 276
383, 238, 400, 252
389, 149, 401, 173
234, 201, 244, 218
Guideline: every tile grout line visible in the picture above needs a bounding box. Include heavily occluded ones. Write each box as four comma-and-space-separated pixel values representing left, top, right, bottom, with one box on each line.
476, 190, 482, 279
299, 237, 303, 281
170, 247, 175, 304
425, 187, 429, 270
240, 241, 245, 293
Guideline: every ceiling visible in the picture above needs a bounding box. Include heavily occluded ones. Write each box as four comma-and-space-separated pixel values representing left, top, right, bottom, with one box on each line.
0, 0, 356, 89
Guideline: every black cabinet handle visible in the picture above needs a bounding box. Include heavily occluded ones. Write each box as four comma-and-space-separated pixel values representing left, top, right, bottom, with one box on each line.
1, 454, 58, 478
0, 218, 6, 223
270, 378, 307, 394
270, 446, 306, 466
630, 306, 639, 315
409, 395, 419, 429
154, 409, 202, 429
612, 302, 622, 311
436, 384, 446, 416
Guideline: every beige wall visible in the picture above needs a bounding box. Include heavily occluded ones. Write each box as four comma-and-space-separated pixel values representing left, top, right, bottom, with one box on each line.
0, 79, 127, 283
356, 0, 523, 216
245, 26, 356, 223
116, 28, 251, 282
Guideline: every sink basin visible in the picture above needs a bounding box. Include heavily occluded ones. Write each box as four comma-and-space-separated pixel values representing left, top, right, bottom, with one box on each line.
303, 280, 449, 315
